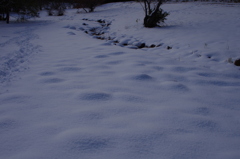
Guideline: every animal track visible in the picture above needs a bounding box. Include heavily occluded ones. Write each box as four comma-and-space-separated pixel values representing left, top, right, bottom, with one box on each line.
0, 27, 41, 84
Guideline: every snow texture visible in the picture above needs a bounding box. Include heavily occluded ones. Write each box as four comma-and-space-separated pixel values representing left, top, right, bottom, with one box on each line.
0, 2, 240, 159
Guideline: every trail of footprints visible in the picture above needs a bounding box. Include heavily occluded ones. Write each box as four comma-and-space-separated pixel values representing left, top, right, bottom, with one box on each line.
39, 47, 239, 105
37, 50, 240, 105
1, 53, 238, 152
37, 51, 193, 102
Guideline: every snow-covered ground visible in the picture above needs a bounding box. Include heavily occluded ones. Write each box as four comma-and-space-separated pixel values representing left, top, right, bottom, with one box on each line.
0, 2, 240, 159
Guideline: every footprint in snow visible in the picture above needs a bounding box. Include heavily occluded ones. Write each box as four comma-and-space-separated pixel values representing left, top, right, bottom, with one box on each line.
69, 26, 76, 30
39, 71, 55, 76
71, 137, 110, 152
80, 92, 112, 101
106, 60, 122, 65
197, 72, 215, 78
195, 107, 210, 116
172, 66, 196, 73
1, 94, 29, 103
79, 111, 104, 121
195, 79, 240, 87
152, 66, 164, 71
0, 71, 7, 77
67, 32, 76, 35
131, 74, 154, 81
193, 119, 218, 132
58, 67, 82, 72
119, 94, 145, 103
94, 55, 109, 58
160, 81, 189, 92
0, 118, 17, 130
108, 52, 125, 56
55, 130, 112, 153
41, 78, 64, 84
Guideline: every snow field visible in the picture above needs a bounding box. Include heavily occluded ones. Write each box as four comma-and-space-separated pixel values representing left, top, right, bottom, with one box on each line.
0, 2, 240, 159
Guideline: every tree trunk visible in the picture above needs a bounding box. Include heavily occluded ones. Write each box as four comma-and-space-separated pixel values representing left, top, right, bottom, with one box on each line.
89, 6, 95, 12
143, 0, 163, 28
6, 9, 9, 24
144, 10, 159, 28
